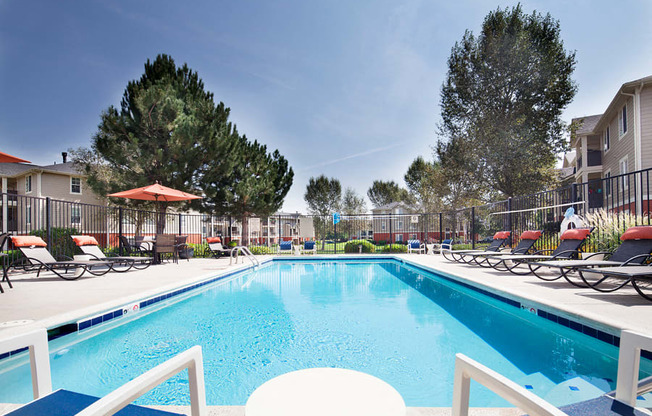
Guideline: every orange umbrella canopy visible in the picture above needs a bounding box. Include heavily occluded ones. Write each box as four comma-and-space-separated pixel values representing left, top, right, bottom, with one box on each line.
0, 151, 30, 163
108, 183, 202, 202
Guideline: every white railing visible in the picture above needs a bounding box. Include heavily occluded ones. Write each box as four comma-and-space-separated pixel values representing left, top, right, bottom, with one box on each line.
452, 354, 568, 416
230, 246, 260, 267
616, 329, 652, 406
76, 345, 207, 416
0, 328, 52, 400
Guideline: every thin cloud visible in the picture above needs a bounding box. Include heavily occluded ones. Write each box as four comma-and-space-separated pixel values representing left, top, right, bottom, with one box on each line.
296, 143, 403, 173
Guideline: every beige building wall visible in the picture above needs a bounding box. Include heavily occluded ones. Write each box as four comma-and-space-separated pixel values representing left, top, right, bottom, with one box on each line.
640, 86, 652, 170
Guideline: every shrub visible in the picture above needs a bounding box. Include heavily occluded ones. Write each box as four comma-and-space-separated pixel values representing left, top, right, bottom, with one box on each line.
381, 243, 407, 253
344, 239, 375, 253
249, 246, 276, 255
30, 227, 79, 258
227, 240, 239, 248
188, 243, 210, 258
583, 209, 640, 252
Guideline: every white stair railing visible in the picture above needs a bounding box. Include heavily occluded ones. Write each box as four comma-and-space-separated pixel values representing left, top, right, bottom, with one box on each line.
616, 330, 652, 406
0, 328, 52, 400
230, 246, 260, 267
452, 353, 568, 416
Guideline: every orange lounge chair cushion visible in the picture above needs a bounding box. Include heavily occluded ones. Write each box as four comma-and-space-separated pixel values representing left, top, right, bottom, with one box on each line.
493, 231, 510, 240
206, 237, 222, 243
560, 228, 592, 240
520, 230, 542, 240
621, 226, 652, 241
72, 236, 99, 246
12, 235, 47, 247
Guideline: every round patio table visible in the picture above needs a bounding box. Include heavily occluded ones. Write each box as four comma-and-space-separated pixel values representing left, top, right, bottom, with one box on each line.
245, 368, 406, 416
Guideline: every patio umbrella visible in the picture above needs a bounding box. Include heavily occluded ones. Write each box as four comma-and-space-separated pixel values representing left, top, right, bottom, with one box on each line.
0, 151, 30, 163
108, 183, 202, 202
108, 182, 202, 234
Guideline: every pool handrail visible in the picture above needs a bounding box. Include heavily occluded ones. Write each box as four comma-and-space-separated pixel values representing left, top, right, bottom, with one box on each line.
0, 328, 52, 400
615, 329, 652, 406
77, 345, 207, 416
452, 353, 568, 416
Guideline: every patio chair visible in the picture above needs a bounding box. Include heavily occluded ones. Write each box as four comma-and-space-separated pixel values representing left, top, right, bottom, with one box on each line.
462, 231, 541, 267
278, 240, 293, 254
428, 239, 453, 255
118, 235, 152, 257
0, 232, 12, 293
442, 232, 510, 262
530, 225, 652, 288
175, 235, 190, 262
1, 328, 207, 416
8, 236, 114, 280
302, 240, 317, 254
407, 240, 425, 254
485, 228, 593, 275
206, 237, 232, 258
155, 234, 179, 264
72, 235, 152, 271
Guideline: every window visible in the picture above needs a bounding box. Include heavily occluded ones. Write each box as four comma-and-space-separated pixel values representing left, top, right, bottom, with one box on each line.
25, 175, 32, 193
70, 177, 81, 194
619, 156, 628, 190
396, 220, 403, 230
26, 204, 31, 224
619, 104, 628, 137
604, 126, 610, 151
381, 221, 386, 231
604, 170, 611, 195
71, 206, 81, 224
395, 234, 403, 242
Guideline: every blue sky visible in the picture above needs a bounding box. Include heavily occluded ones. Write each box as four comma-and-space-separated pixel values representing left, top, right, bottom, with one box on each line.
1, 0, 651, 213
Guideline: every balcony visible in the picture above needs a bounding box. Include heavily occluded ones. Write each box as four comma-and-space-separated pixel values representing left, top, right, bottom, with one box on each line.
577, 150, 602, 171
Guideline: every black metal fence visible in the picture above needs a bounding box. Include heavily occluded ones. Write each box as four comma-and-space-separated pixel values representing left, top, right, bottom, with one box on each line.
2, 167, 652, 259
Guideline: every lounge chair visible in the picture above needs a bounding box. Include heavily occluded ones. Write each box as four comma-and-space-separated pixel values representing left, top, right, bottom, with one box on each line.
0, 232, 12, 293
407, 240, 425, 254
1, 328, 207, 416
463, 230, 542, 267
9, 236, 114, 280
530, 225, 652, 288
442, 232, 510, 262
575, 265, 652, 301
72, 235, 152, 270
278, 240, 293, 254
206, 237, 232, 258
302, 240, 317, 254
485, 228, 593, 275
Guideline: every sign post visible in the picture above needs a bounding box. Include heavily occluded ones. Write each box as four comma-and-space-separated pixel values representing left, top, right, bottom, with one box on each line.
333, 213, 340, 254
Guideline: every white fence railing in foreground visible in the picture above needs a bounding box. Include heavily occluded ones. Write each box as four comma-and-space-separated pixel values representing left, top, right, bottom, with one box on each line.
616, 330, 652, 406
452, 353, 568, 416
76, 345, 207, 416
0, 328, 52, 400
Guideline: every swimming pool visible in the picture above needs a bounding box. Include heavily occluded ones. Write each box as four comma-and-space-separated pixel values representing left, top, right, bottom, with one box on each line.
0, 258, 650, 407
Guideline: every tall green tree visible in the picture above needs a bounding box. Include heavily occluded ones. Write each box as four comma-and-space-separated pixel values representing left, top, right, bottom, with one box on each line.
404, 157, 445, 213
438, 4, 576, 198
366, 180, 411, 208
73, 54, 230, 231
304, 175, 342, 248
198, 130, 293, 245
341, 188, 367, 215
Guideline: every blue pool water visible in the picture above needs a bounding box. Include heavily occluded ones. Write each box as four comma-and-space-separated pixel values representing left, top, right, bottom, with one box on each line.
1, 259, 650, 407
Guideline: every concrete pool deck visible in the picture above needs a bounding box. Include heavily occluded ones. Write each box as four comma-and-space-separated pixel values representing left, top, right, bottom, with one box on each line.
1, 253, 651, 415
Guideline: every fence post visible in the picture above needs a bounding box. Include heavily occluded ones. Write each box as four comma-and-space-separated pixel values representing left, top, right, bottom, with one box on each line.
439, 212, 443, 243
389, 212, 393, 245
45, 197, 51, 245
118, 207, 124, 256
178, 213, 182, 236
570, 183, 578, 214
506, 198, 513, 247
471, 207, 476, 250
334, 220, 337, 255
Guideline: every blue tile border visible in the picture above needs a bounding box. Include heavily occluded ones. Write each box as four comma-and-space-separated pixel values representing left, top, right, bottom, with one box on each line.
400, 258, 630, 351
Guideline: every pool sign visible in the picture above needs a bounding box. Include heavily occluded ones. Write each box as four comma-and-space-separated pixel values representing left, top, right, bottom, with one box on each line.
333, 212, 341, 225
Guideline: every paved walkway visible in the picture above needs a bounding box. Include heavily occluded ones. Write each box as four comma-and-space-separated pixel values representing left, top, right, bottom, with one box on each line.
1, 253, 651, 415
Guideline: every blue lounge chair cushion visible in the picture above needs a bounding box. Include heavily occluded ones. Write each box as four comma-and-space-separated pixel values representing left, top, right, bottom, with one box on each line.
279, 241, 292, 250
408, 240, 421, 249
6, 389, 182, 416
304, 241, 315, 250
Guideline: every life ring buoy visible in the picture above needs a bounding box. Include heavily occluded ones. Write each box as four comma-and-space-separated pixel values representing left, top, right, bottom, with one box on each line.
560, 207, 584, 233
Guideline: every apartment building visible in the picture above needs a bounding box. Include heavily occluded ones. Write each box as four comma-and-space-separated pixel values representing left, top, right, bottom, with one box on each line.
571, 74, 652, 211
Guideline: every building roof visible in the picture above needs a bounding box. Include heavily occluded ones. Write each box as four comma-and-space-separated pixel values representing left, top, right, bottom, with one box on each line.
593, 74, 652, 132
572, 114, 603, 136
0, 162, 81, 178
